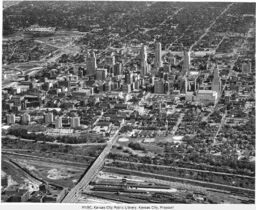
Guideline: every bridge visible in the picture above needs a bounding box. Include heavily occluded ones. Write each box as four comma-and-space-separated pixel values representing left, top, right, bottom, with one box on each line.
61, 124, 124, 203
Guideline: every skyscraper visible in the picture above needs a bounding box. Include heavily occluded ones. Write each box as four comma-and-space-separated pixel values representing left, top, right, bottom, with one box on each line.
114, 63, 122, 76
154, 79, 164, 94
184, 76, 188, 94
45, 112, 54, 124
22, 113, 31, 125
140, 44, 148, 77
71, 117, 80, 128
86, 50, 97, 75
105, 54, 115, 67
7, 114, 15, 125
212, 67, 221, 97
125, 72, 134, 84
178, 76, 188, 94
155, 42, 162, 69
182, 50, 190, 75
96, 68, 107, 80
55, 116, 62, 129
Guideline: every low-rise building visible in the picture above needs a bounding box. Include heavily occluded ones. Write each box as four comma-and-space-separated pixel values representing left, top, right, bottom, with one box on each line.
194, 90, 218, 105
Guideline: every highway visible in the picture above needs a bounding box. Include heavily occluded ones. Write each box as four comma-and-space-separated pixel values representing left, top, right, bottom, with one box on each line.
166, 25, 192, 51
92, 111, 104, 127
149, 7, 184, 31
215, 35, 227, 52
162, 3, 233, 56
213, 109, 227, 145
189, 3, 234, 51
62, 123, 124, 203
171, 113, 184, 135
160, 7, 184, 26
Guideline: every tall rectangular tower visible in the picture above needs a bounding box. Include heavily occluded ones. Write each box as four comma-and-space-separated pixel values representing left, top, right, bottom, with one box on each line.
212, 67, 221, 97
86, 51, 97, 75
155, 42, 162, 69
140, 44, 148, 77
55, 116, 63, 129
182, 50, 190, 75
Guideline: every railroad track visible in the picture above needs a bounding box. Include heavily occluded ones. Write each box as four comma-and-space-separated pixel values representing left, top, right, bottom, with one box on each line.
106, 158, 254, 179
2, 151, 93, 169
103, 166, 255, 197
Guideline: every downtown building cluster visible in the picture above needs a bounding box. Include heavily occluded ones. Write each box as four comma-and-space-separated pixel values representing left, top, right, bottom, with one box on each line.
3, 40, 227, 131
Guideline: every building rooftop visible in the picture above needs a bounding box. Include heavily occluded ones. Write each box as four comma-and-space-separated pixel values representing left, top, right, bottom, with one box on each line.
198, 90, 217, 94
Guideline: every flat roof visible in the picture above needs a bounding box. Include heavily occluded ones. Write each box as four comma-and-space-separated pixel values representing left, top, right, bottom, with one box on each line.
198, 90, 217, 94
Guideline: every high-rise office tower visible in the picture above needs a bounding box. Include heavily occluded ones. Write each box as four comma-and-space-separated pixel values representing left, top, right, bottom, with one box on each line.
114, 63, 122, 76
170, 56, 177, 66
122, 84, 132, 93
71, 117, 80, 128
140, 44, 148, 77
184, 76, 188, 94
182, 50, 190, 75
7, 114, 15, 125
187, 79, 197, 92
55, 116, 62, 129
105, 54, 115, 67
178, 76, 188, 93
22, 113, 31, 125
155, 42, 162, 69
45, 112, 54, 124
125, 72, 134, 84
212, 67, 221, 96
86, 50, 97, 75
154, 79, 165, 94
96, 68, 108, 80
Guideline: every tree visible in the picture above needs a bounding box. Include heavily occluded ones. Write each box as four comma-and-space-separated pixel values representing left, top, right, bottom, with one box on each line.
128, 142, 145, 151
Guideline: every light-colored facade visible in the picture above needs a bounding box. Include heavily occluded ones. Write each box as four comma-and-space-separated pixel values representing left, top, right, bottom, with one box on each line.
96, 68, 107, 80
195, 90, 218, 105
7, 114, 15, 125
55, 116, 63, 129
154, 79, 164, 94
45, 112, 54, 124
242, 62, 251, 74
182, 50, 190, 75
155, 42, 162, 69
140, 45, 148, 76
212, 67, 221, 97
22, 113, 31, 124
86, 51, 97, 75
71, 117, 80, 128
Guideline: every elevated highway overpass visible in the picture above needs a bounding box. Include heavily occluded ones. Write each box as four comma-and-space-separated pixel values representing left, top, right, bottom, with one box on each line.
61, 124, 124, 203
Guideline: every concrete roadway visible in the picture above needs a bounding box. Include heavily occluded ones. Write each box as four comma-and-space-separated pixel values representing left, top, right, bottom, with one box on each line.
171, 113, 185, 135
61, 123, 124, 203
189, 3, 234, 52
